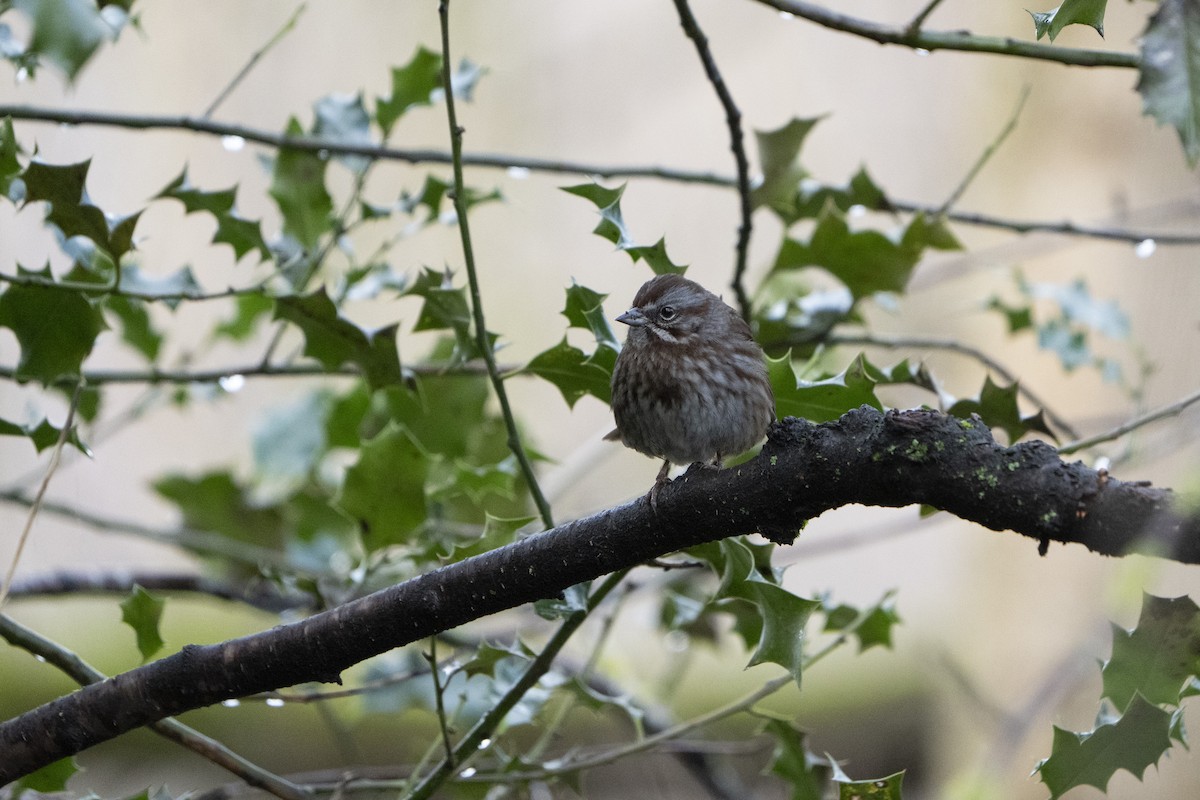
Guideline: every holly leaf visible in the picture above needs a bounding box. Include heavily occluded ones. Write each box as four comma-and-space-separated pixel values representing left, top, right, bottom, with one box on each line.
524, 338, 614, 408
400, 174, 501, 224
760, 720, 831, 800
769, 352, 884, 423
338, 422, 429, 552
987, 296, 1034, 333
562, 183, 687, 275
12, 756, 78, 796
563, 282, 617, 349
0, 266, 107, 385
252, 391, 333, 500
120, 584, 166, 662
155, 169, 270, 261
403, 267, 493, 362
1029, 0, 1107, 42
21, 158, 138, 259
102, 295, 160, 361
154, 471, 285, 551
273, 288, 402, 389
1103, 594, 1200, 710
742, 579, 819, 686
16, 0, 111, 80
751, 117, 821, 216
313, 92, 372, 172
0, 415, 90, 455
947, 375, 1055, 443
445, 512, 537, 562
269, 117, 334, 250
1035, 695, 1176, 799
0, 117, 22, 199
376, 46, 444, 137
705, 538, 817, 687
822, 591, 901, 653
772, 205, 934, 301
1137, 0, 1200, 165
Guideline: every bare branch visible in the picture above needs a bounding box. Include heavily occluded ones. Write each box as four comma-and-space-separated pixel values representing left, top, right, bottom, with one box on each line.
672, 0, 755, 319
757, 0, 1139, 68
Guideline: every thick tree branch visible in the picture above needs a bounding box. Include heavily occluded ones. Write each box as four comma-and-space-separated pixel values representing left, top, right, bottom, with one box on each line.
1, 407, 1196, 781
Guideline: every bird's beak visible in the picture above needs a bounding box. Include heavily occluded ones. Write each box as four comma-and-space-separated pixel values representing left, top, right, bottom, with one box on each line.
616, 308, 648, 327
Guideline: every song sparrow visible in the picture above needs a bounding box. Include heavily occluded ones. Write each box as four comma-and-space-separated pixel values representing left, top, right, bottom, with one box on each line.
606, 274, 776, 506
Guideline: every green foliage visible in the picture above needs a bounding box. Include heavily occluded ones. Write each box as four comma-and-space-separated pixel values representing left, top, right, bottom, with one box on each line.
1036, 696, 1177, 798
119, 584, 165, 662
0, 413, 90, 454
0, 266, 106, 385
1138, 0, 1200, 165
761, 720, 832, 800
988, 274, 1130, 382
155, 169, 270, 261
562, 182, 688, 274
376, 46, 444, 137
269, 118, 334, 252
338, 422, 429, 552
946, 376, 1055, 443
1103, 594, 1200, 709
1034, 594, 1200, 798
1029, 0, 1108, 41
273, 289, 402, 389
10, 0, 129, 80
11, 757, 77, 796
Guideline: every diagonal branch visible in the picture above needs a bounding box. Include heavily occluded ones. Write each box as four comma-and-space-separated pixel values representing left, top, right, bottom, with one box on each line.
1, 406, 1195, 781
672, 0, 755, 320
755, 0, 1140, 68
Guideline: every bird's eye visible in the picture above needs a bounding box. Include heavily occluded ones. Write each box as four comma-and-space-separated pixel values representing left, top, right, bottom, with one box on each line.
659, 305, 676, 322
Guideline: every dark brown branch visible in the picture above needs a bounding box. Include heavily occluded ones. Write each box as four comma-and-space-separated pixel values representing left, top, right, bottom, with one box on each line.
672, 0, 755, 320
1, 407, 1195, 781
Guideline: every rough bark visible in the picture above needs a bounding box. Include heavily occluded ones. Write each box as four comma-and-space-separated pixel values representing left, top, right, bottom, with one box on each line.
2, 407, 1196, 781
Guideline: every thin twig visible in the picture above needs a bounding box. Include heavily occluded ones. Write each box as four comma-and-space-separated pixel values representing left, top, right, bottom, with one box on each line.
437, 0, 554, 530
0, 383, 82, 610
1058, 386, 1200, 455
404, 568, 628, 800
0, 489, 311, 571
906, 0, 947, 33
820, 331, 1080, 440
3, 570, 315, 613
937, 86, 1030, 218
0, 614, 311, 800
426, 637, 456, 767
465, 592, 888, 786
2, 105, 1197, 246
203, 3, 307, 119
757, 0, 1139, 68
672, 0, 754, 320
0, 270, 267, 303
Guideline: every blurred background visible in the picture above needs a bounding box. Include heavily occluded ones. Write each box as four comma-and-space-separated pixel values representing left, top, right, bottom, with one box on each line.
1, 1, 1199, 797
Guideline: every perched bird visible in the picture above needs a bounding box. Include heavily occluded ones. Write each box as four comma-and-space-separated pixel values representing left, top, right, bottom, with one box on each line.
606, 274, 776, 506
